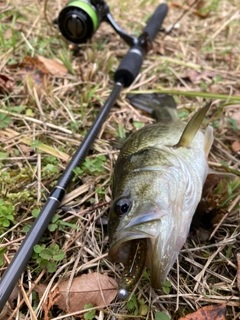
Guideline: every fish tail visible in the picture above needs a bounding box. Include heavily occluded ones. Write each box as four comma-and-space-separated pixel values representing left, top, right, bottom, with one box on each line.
127, 93, 179, 122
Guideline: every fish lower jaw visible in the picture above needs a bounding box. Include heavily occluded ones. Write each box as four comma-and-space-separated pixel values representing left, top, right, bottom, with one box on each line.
108, 235, 149, 264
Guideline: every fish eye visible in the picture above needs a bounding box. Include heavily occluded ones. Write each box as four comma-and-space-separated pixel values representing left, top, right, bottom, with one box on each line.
115, 198, 132, 215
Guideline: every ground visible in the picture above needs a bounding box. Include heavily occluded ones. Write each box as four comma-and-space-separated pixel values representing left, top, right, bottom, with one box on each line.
0, 0, 239, 319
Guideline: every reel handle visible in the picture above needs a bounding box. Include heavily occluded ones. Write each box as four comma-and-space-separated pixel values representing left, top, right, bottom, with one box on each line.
114, 3, 168, 87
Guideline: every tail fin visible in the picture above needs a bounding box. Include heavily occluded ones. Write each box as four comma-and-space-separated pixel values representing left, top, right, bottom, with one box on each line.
127, 93, 178, 122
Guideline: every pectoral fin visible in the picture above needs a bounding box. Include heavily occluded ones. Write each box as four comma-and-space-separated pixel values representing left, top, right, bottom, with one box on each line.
174, 101, 212, 148
127, 93, 179, 122
111, 137, 127, 149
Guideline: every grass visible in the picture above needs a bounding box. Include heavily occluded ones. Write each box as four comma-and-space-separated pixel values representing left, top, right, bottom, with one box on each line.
0, 0, 240, 319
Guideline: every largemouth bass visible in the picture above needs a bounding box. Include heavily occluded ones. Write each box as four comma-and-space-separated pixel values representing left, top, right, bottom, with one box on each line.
108, 93, 213, 297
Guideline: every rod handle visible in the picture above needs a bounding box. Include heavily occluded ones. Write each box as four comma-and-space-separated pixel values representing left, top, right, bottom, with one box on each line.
114, 3, 168, 87
144, 3, 168, 43
114, 47, 143, 87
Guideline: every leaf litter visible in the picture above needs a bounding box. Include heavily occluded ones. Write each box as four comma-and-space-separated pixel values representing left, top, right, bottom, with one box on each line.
0, 0, 239, 319
178, 303, 227, 320
35, 273, 117, 314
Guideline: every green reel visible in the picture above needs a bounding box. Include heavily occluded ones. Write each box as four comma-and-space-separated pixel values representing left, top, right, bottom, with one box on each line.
57, 0, 137, 46
58, 0, 104, 44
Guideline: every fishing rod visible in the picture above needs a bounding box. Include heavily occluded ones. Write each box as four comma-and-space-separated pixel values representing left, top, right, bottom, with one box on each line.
0, 1, 168, 311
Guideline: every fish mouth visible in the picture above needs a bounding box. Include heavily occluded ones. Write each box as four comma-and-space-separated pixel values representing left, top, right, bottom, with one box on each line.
108, 212, 162, 264
108, 209, 186, 289
108, 234, 150, 264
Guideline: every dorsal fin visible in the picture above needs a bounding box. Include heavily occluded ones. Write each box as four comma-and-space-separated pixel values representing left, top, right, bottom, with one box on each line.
173, 102, 212, 148
127, 93, 179, 122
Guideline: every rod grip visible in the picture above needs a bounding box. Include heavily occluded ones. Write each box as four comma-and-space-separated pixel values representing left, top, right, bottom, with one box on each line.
114, 3, 168, 87
144, 3, 168, 43
114, 47, 143, 87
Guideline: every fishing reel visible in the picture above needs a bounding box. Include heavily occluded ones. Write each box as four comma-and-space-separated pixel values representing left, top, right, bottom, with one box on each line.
55, 0, 137, 46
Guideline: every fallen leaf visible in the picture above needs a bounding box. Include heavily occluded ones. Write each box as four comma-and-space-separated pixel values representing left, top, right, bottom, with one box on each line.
56, 273, 117, 312
181, 70, 216, 83
231, 141, 240, 153
36, 273, 118, 313
37, 55, 68, 77
0, 73, 15, 93
209, 84, 226, 94
10, 56, 50, 91
178, 303, 226, 320
237, 253, 240, 293
18, 144, 33, 157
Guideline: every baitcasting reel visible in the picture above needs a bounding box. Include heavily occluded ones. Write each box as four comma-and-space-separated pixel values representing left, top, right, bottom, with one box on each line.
55, 0, 137, 46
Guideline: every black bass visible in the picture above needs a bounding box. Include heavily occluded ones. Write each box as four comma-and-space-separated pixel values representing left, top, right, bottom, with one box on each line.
108, 94, 213, 297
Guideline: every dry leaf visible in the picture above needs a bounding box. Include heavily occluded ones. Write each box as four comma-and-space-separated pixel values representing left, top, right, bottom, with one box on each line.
231, 141, 240, 153
11, 56, 50, 91
37, 55, 68, 77
18, 144, 33, 157
36, 273, 118, 313
182, 70, 216, 83
178, 303, 226, 320
209, 84, 226, 94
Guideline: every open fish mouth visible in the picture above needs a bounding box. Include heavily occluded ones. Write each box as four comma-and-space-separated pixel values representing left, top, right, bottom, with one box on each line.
108, 234, 149, 264
108, 213, 163, 263
108, 211, 183, 290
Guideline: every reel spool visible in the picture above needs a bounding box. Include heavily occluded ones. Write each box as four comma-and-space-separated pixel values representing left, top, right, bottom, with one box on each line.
56, 0, 136, 46
57, 0, 106, 44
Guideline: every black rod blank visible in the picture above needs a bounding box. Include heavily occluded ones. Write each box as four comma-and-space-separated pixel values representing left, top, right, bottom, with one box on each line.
0, 83, 122, 309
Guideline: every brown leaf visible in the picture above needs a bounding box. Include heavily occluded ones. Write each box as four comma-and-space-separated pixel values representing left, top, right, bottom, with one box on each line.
37, 55, 68, 77
13, 56, 50, 91
209, 84, 226, 94
36, 273, 118, 313
231, 141, 240, 153
18, 144, 33, 157
182, 70, 216, 83
178, 303, 226, 320
0, 73, 15, 93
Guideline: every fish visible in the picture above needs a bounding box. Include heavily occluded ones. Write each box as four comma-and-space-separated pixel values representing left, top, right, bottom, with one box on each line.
108, 93, 214, 297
